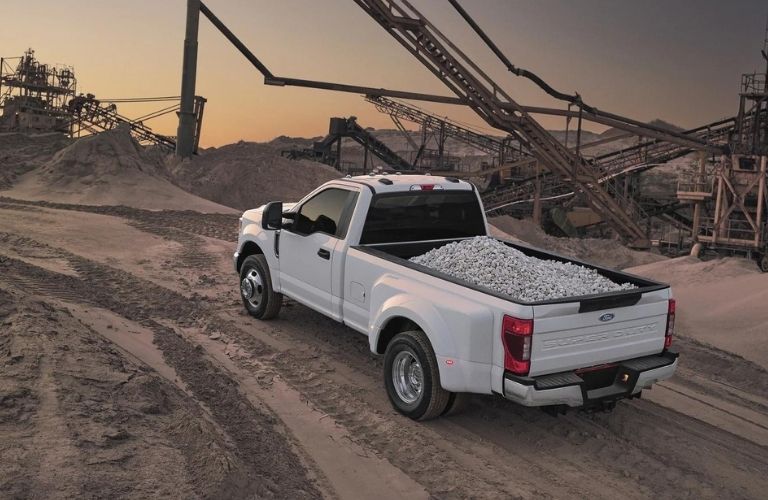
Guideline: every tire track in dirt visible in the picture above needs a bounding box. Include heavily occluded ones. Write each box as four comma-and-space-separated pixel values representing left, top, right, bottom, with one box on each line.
231, 303, 768, 500
0, 197, 239, 242
202, 289, 768, 499
0, 241, 557, 498
0, 197, 234, 271
1, 287, 223, 498
0, 254, 324, 499
146, 320, 325, 500
0, 231, 556, 497
4, 210, 767, 499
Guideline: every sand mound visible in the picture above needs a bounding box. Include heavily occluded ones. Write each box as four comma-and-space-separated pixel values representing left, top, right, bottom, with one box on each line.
168, 141, 340, 211
627, 255, 759, 286
489, 215, 666, 269
0, 132, 72, 189
627, 256, 768, 369
1, 126, 232, 212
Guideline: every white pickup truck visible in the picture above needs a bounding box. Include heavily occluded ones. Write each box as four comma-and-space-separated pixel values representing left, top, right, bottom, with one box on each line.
234, 174, 678, 420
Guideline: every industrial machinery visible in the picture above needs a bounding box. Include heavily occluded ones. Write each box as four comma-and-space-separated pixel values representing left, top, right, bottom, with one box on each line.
282, 116, 412, 173
176, 0, 729, 249
1, 49, 204, 152
0, 49, 76, 134
677, 73, 768, 270
365, 95, 533, 175
483, 116, 737, 214
349, 0, 726, 249
293, 98, 534, 181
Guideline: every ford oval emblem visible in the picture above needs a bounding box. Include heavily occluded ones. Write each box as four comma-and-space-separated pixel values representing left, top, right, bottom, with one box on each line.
599, 313, 615, 322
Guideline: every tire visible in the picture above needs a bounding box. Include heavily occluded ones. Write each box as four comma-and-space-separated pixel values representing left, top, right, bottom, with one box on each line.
383, 330, 450, 420
759, 253, 768, 273
239, 254, 282, 319
442, 392, 470, 417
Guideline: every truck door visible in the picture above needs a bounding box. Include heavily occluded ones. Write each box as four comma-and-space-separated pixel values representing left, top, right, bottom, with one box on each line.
279, 187, 358, 320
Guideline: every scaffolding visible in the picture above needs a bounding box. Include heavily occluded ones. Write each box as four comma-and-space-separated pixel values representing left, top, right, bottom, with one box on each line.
1, 49, 205, 152
366, 95, 531, 172
282, 116, 412, 173
0, 49, 76, 134
484, 115, 736, 213
677, 65, 768, 269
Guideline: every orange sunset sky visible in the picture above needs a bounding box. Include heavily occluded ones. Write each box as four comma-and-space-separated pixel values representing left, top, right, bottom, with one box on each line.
2, 0, 766, 148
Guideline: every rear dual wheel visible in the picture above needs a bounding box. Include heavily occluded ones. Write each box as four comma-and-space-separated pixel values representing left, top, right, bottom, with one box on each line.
383, 330, 467, 420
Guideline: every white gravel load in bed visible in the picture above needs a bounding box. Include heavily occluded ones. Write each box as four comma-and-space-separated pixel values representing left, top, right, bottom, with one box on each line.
409, 236, 637, 302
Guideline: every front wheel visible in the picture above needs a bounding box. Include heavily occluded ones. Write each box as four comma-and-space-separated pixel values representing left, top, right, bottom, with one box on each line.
239, 254, 282, 319
383, 330, 450, 420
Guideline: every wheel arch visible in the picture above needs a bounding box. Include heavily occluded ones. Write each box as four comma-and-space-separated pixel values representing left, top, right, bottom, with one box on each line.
236, 240, 264, 272
370, 296, 457, 359
375, 316, 422, 355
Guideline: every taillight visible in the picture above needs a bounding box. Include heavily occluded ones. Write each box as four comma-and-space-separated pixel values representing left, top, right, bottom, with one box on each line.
502, 315, 533, 375
665, 299, 676, 349
409, 184, 444, 191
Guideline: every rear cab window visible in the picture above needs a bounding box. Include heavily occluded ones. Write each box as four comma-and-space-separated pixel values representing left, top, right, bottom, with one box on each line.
360, 190, 486, 244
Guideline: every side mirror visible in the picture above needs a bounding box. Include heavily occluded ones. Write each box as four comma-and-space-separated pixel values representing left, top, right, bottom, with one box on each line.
281, 211, 296, 230
261, 201, 283, 230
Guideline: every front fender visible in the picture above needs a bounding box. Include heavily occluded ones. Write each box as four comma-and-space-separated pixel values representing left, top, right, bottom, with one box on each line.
238, 219, 280, 290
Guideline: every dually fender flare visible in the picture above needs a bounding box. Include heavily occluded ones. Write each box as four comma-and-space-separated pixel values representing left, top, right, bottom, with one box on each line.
370, 293, 459, 360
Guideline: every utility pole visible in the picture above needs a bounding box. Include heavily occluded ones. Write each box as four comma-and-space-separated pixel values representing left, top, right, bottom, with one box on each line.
176, 0, 200, 158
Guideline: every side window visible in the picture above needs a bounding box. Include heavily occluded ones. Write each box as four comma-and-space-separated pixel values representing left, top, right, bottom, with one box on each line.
292, 188, 358, 238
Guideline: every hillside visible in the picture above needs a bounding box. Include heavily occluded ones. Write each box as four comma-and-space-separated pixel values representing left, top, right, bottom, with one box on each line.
0, 126, 232, 212
168, 141, 340, 211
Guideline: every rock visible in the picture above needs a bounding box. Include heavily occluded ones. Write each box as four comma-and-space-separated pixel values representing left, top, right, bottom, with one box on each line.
409, 236, 636, 302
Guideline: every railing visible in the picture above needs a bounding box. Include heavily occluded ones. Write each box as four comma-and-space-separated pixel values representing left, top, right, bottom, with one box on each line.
676, 175, 714, 195
742, 73, 767, 95
654, 224, 688, 252
698, 216, 766, 244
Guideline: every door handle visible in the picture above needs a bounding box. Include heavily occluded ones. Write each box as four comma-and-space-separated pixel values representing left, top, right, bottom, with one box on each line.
317, 248, 331, 260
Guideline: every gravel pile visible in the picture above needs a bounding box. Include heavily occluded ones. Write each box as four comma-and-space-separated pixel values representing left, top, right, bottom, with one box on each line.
410, 236, 637, 302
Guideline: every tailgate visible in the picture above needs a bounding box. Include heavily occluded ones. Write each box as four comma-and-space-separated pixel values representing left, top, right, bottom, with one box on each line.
528, 288, 670, 377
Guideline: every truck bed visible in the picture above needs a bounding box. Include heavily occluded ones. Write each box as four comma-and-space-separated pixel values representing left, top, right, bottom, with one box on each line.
353, 237, 669, 309
354, 237, 672, 378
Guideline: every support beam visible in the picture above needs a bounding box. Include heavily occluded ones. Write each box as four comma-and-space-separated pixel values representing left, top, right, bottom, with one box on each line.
388, 114, 419, 152
264, 76, 466, 105
517, 105, 715, 152
192, 96, 206, 154
176, 0, 201, 158
756, 156, 767, 246
198, 1, 465, 106
533, 162, 542, 226
691, 152, 707, 241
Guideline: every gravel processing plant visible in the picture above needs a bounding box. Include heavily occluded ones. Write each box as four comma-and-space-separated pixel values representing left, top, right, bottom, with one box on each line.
1, 1, 767, 499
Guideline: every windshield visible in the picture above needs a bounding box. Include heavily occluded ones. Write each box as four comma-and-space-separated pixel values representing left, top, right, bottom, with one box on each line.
360, 190, 486, 244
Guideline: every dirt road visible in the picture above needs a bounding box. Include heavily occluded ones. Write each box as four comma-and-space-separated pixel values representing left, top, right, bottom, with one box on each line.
1, 197, 766, 499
